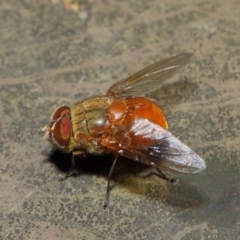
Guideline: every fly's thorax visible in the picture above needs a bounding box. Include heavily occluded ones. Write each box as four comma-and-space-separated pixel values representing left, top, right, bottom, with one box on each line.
70, 103, 87, 135
71, 97, 109, 137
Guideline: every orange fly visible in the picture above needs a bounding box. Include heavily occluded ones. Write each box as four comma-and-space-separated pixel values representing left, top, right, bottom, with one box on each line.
42, 53, 206, 207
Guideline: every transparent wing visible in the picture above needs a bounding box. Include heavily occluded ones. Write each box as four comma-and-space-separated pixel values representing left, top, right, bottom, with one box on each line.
107, 53, 193, 97
115, 118, 206, 174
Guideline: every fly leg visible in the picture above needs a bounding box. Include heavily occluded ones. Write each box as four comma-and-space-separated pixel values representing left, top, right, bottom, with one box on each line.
154, 168, 178, 184
59, 150, 86, 182
103, 154, 119, 209
138, 161, 178, 184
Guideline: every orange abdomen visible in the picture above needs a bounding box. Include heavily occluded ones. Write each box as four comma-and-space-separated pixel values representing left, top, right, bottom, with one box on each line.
108, 97, 168, 129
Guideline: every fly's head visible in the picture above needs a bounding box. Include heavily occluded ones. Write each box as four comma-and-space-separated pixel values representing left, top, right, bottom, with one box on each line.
42, 106, 73, 152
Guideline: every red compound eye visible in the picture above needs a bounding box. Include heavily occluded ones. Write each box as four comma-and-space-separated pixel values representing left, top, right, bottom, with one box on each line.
51, 106, 71, 147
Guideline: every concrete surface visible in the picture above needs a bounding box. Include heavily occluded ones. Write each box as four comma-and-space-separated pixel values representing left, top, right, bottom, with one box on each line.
0, 0, 239, 239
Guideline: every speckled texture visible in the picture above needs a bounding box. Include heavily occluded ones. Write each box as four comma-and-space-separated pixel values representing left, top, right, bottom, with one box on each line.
0, 0, 239, 239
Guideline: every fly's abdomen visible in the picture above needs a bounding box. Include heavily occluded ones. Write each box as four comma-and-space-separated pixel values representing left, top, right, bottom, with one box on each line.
123, 97, 168, 129
108, 97, 168, 130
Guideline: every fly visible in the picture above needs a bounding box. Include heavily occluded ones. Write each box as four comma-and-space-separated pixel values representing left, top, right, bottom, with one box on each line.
42, 53, 206, 207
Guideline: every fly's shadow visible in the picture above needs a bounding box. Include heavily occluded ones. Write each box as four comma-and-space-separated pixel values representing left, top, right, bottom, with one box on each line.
45, 149, 154, 182
44, 149, 207, 209
46, 149, 114, 177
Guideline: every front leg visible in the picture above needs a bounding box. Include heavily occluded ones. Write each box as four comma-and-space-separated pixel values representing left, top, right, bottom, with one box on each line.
58, 150, 87, 182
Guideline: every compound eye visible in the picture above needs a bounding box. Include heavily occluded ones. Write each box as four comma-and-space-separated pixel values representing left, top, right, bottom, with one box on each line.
51, 115, 72, 147
51, 106, 71, 147
52, 106, 70, 120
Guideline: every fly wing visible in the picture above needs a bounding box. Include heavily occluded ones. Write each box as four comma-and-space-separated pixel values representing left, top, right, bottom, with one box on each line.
107, 53, 193, 97
115, 118, 206, 173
